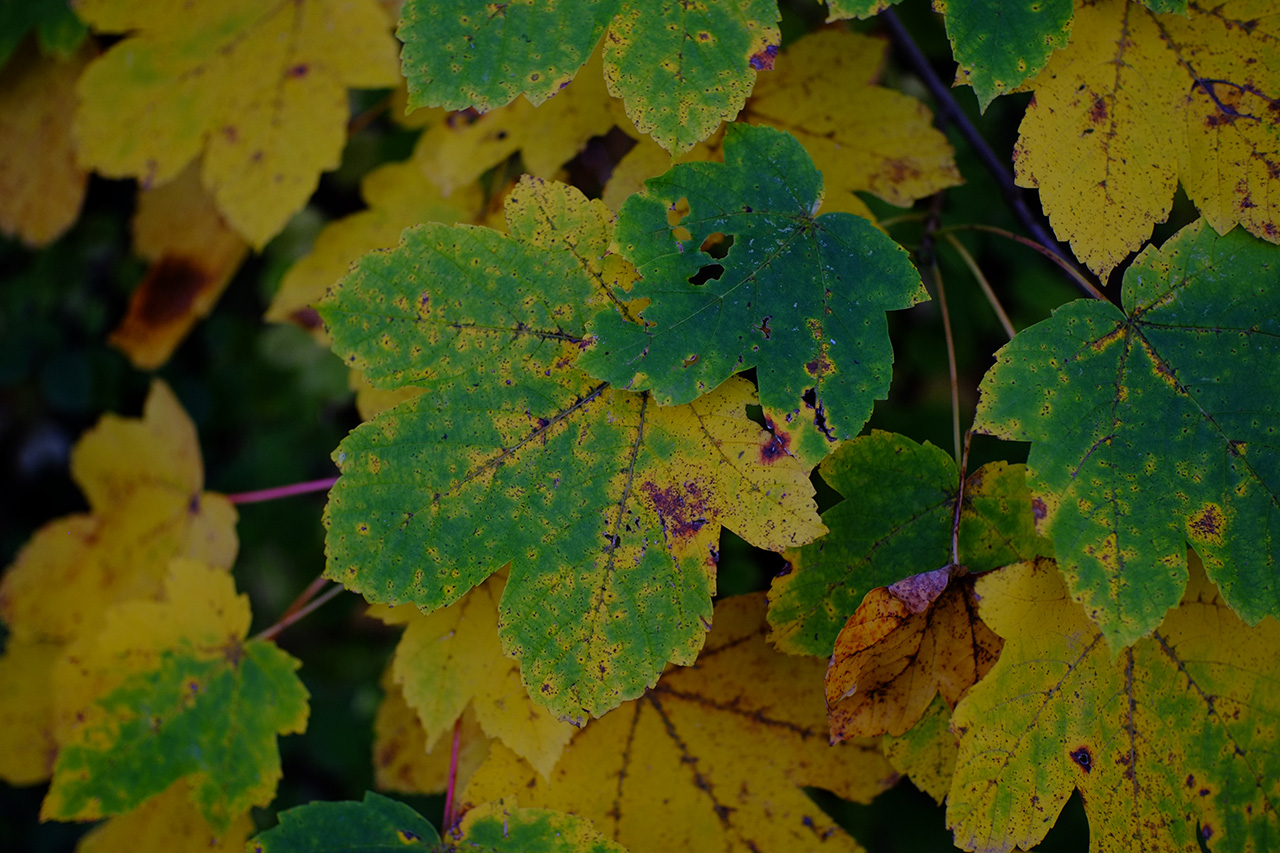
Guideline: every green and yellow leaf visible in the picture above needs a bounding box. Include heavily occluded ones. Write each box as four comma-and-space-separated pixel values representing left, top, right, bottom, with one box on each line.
581, 124, 927, 467
75, 781, 253, 853
974, 220, 1280, 650
43, 561, 309, 831
74, 0, 400, 247
948, 557, 1280, 853
462, 594, 896, 853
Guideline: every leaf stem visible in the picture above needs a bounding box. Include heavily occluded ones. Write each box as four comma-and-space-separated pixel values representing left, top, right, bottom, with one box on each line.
878, 9, 1103, 300
942, 233, 1016, 340
919, 194, 962, 466
951, 429, 974, 567
443, 717, 463, 830
252, 583, 345, 642
941, 223, 1106, 301
225, 476, 338, 505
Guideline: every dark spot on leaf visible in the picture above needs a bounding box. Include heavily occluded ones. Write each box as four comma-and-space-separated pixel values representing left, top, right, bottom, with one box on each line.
775, 561, 792, 578
1032, 497, 1047, 520
399, 830, 422, 842
188, 494, 201, 514
749, 44, 778, 71
758, 316, 771, 338
288, 63, 308, 77
1201, 824, 1214, 840
1188, 504, 1225, 543
132, 256, 214, 326
1070, 746, 1092, 772
1088, 96, 1107, 124
759, 419, 791, 464
805, 355, 832, 378
643, 480, 711, 541
1186, 774, 1196, 788
688, 264, 725, 285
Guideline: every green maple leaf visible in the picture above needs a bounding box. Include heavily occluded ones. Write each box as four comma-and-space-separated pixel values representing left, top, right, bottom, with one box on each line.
251, 792, 627, 853
948, 558, 1280, 853
974, 220, 1280, 651
767, 430, 1048, 656
41, 561, 308, 831
580, 124, 926, 467
397, 0, 780, 154
320, 178, 824, 724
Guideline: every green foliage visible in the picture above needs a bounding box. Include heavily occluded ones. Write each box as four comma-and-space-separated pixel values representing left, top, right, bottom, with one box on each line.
3, 2, 1280, 852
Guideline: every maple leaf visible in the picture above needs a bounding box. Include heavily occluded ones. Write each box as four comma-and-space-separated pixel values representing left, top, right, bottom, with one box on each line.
1014, 0, 1280, 278
398, 0, 780, 154
825, 569, 1002, 741
42, 560, 309, 832
251, 791, 627, 853
372, 573, 574, 778
461, 594, 897, 853
581, 124, 927, 467
75, 781, 253, 853
881, 695, 957, 804
109, 162, 250, 370
0, 639, 59, 784
974, 220, 1280, 650
321, 177, 824, 722
948, 557, 1280, 853
768, 430, 1048, 657
742, 28, 961, 216
0, 39, 89, 246
413, 46, 619, 196
373, 679, 491, 796
73, 0, 400, 248
0, 380, 238, 645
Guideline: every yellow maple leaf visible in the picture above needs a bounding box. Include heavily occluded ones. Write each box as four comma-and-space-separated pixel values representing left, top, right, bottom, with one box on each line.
372, 573, 575, 779
744, 28, 961, 217
414, 47, 619, 196
1015, 0, 1280, 278
0, 639, 60, 785
461, 594, 896, 852
0, 38, 90, 246
0, 381, 237, 644
73, 0, 400, 248
372, 674, 491, 796
109, 162, 250, 370
75, 781, 253, 853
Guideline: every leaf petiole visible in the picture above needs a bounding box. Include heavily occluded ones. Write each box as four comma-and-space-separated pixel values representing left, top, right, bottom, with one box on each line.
225, 476, 338, 504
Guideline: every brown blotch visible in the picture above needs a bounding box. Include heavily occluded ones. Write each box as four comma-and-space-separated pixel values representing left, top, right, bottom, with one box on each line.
749, 44, 778, 71
642, 480, 711, 541
759, 418, 791, 464
805, 355, 832, 378
1088, 96, 1108, 124
1069, 746, 1093, 773
287, 63, 309, 78
1188, 504, 1225, 543
1032, 497, 1047, 520
132, 256, 213, 325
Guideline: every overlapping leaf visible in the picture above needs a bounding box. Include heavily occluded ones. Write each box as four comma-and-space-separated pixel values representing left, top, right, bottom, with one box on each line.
74, 0, 400, 247
75, 781, 253, 853
0, 380, 238, 645
372, 573, 575, 777
252, 791, 627, 853
373, 681, 490, 796
768, 430, 1047, 656
581, 124, 926, 466
0, 39, 89, 246
948, 558, 1280, 853
880, 695, 957, 804
1014, 0, 1280, 278
975, 220, 1280, 650
398, 0, 779, 154
321, 177, 824, 722
741, 29, 961, 217
936, 0, 1073, 110
462, 594, 896, 853
825, 569, 1002, 741
42, 561, 309, 831
110, 163, 250, 370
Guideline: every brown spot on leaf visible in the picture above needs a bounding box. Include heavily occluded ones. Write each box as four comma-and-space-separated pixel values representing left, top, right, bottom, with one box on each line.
759, 419, 791, 463
749, 44, 778, 71
1088, 96, 1108, 124
643, 480, 711, 541
1188, 504, 1225, 544
287, 63, 309, 77
805, 355, 832, 378
1032, 497, 1047, 520
1069, 746, 1093, 773
133, 256, 213, 325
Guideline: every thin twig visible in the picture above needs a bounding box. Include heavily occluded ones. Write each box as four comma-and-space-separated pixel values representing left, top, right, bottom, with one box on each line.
878, 8, 1105, 300
443, 717, 463, 830
226, 476, 338, 505
942, 223, 1106, 300
930, 262, 963, 466
253, 584, 346, 642
943, 233, 1016, 340
279, 575, 331, 624
950, 429, 974, 567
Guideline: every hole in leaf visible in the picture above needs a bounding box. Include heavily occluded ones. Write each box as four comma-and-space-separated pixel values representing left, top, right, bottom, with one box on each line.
668, 197, 692, 242
688, 264, 725, 286
699, 232, 734, 259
